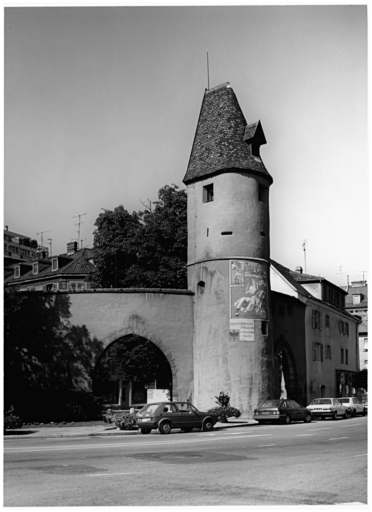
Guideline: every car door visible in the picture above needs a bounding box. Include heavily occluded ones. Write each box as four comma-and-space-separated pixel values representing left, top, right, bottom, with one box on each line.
177, 402, 202, 428
333, 399, 344, 416
290, 400, 305, 420
353, 397, 363, 414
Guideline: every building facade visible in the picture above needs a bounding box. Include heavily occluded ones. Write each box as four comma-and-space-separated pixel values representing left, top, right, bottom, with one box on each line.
343, 280, 368, 370
4, 243, 95, 291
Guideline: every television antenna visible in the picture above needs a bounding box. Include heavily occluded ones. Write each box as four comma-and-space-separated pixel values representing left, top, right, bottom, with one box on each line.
36, 230, 50, 248
72, 213, 87, 250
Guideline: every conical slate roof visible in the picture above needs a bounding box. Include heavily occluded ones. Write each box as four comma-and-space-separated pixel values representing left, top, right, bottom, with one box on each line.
183, 82, 272, 185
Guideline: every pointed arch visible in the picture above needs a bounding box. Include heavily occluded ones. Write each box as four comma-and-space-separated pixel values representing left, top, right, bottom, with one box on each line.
274, 335, 299, 401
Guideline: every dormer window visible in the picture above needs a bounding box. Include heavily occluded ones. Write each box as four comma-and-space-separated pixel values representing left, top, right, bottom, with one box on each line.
52, 258, 58, 271
203, 184, 214, 203
14, 266, 20, 278
32, 262, 38, 275
353, 294, 362, 305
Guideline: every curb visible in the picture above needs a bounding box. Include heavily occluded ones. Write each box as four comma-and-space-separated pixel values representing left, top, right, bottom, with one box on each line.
4, 421, 255, 441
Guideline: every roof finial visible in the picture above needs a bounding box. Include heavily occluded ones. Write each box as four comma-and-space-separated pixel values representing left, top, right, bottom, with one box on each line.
207, 51, 210, 91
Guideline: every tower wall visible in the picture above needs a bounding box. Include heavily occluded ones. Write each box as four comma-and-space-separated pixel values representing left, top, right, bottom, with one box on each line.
188, 172, 275, 417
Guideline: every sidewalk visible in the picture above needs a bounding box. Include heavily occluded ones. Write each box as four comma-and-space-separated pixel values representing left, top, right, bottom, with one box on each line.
4, 419, 257, 440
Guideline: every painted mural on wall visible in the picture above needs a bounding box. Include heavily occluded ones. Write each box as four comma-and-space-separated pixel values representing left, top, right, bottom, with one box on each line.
229, 260, 269, 342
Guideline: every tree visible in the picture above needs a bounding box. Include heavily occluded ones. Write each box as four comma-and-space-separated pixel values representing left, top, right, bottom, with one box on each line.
4, 288, 103, 415
89, 184, 187, 289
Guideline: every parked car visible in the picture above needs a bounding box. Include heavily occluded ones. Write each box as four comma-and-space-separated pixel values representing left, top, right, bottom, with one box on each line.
338, 397, 367, 416
253, 399, 312, 424
136, 401, 219, 435
307, 398, 351, 420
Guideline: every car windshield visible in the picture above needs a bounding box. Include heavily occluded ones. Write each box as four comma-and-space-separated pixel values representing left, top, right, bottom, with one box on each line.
139, 403, 159, 414
311, 399, 332, 405
338, 399, 350, 404
260, 400, 281, 407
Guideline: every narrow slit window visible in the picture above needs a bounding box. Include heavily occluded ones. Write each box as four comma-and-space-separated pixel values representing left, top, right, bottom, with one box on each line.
221, 231, 233, 236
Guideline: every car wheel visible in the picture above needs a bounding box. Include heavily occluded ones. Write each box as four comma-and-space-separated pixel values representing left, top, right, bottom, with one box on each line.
159, 422, 171, 435
181, 428, 193, 433
332, 411, 337, 420
284, 414, 291, 424
140, 428, 151, 434
352, 408, 357, 417
203, 419, 214, 431
304, 413, 312, 423
363, 408, 367, 416
257, 420, 265, 424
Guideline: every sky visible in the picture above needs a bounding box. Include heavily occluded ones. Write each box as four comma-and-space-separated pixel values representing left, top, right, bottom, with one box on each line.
3, 4, 368, 287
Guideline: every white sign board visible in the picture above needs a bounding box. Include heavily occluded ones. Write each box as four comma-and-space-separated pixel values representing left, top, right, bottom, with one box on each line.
229, 318, 255, 341
147, 389, 170, 403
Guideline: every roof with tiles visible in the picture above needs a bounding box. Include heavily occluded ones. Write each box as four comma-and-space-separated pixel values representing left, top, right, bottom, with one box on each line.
343, 283, 368, 308
270, 260, 314, 299
183, 83, 272, 185
4, 250, 95, 285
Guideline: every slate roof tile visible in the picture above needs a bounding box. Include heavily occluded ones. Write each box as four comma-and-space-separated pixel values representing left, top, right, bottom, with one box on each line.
183, 83, 272, 184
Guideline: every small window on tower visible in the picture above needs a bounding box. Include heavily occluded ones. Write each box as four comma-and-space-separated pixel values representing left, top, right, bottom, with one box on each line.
197, 281, 205, 295
203, 184, 214, 203
258, 184, 268, 204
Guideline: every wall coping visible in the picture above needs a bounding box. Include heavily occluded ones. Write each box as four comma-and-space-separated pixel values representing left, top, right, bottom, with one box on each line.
15, 288, 195, 296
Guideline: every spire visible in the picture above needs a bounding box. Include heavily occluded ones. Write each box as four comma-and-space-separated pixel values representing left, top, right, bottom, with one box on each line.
183, 83, 272, 185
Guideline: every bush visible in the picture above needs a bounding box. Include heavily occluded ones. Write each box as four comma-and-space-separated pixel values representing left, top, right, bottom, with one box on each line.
115, 413, 137, 430
215, 391, 231, 407
4, 407, 23, 430
8, 390, 104, 423
208, 405, 241, 419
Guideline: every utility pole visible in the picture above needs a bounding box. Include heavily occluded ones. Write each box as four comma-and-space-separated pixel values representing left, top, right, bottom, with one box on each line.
36, 230, 50, 249
72, 213, 87, 250
47, 238, 52, 258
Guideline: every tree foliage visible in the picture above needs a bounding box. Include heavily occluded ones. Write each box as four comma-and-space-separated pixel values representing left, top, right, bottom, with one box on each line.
95, 335, 171, 386
4, 288, 103, 414
89, 184, 187, 289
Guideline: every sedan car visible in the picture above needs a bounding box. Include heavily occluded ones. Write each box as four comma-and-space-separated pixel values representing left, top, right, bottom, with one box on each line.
338, 397, 367, 417
136, 401, 219, 435
253, 399, 312, 424
306, 398, 351, 420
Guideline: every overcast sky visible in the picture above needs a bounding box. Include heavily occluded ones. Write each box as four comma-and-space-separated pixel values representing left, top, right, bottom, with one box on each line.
4, 5, 368, 286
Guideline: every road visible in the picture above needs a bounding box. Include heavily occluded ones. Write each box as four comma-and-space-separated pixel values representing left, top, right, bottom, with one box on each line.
4, 416, 367, 506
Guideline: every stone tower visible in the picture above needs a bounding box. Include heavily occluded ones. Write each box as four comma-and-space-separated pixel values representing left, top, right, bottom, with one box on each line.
183, 83, 275, 417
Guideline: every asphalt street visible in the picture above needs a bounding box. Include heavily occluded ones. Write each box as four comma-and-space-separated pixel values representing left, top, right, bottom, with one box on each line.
4, 416, 367, 506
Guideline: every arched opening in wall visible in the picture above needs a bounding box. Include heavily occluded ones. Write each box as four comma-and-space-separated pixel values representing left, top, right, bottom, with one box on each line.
274, 337, 299, 402
321, 385, 326, 398
93, 334, 172, 410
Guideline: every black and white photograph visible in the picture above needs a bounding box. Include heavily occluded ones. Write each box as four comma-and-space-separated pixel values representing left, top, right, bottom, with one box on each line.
3, 3, 368, 507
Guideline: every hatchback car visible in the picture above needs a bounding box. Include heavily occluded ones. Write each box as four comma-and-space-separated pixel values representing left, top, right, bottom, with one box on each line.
338, 397, 367, 417
306, 398, 351, 420
253, 399, 312, 424
136, 401, 219, 435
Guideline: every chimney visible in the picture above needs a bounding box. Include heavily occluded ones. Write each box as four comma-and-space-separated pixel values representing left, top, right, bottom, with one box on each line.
67, 241, 78, 255
295, 266, 303, 274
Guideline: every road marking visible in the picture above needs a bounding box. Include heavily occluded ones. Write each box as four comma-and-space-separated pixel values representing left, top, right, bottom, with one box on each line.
340, 424, 362, 427
306, 428, 331, 431
329, 437, 349, 441
87, 472, 142, 477
354, 454, 368, 457
296, 434, 316, 437
4, 434, 272, 453
258, 444, 276, 447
